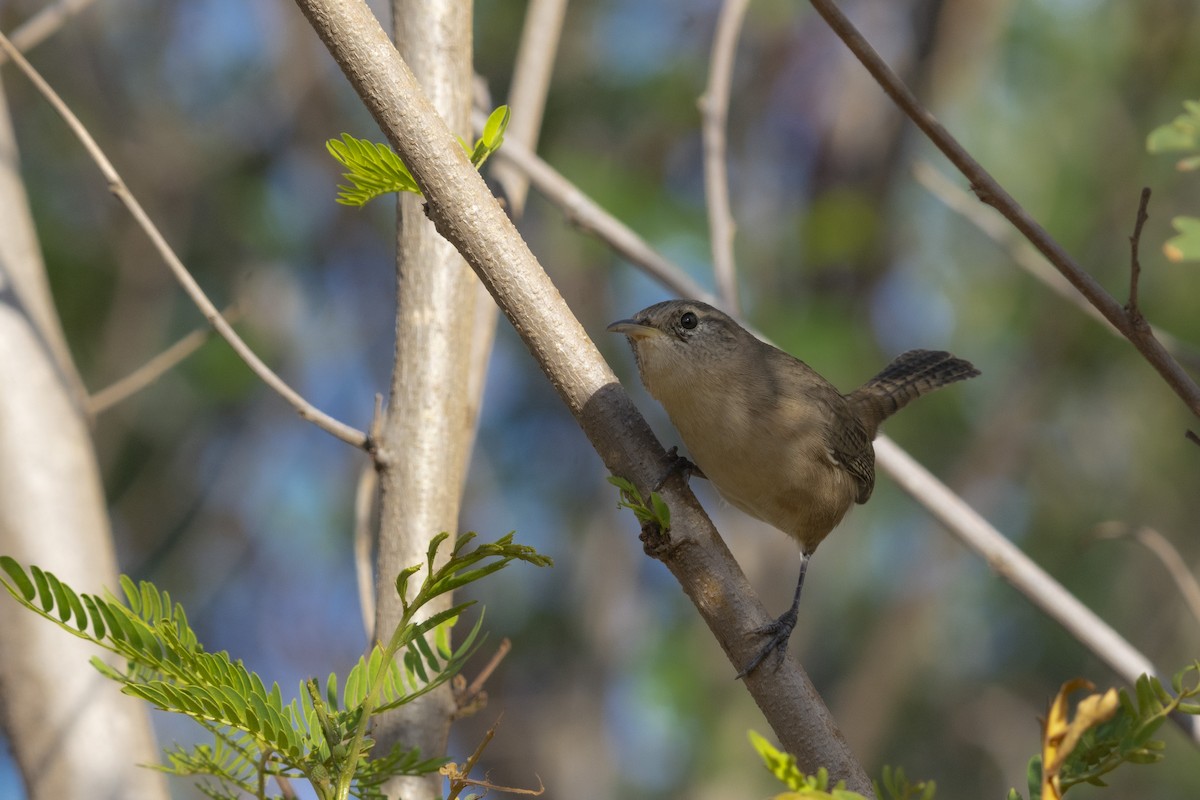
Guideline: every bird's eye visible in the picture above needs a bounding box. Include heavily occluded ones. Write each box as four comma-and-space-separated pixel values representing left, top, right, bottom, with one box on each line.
679, 311, 699, 330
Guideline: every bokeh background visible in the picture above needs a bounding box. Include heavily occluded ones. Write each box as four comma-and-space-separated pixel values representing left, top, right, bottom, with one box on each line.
2, 0, 1200, 797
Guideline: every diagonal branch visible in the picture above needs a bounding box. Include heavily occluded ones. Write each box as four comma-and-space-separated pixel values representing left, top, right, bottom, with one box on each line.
0, 0, 95, 63
913, 162, 1200, 374
291, 0, 872, 790
0, 32, 369, 450
809, 0, 1200, 420
86, 305, 241, 416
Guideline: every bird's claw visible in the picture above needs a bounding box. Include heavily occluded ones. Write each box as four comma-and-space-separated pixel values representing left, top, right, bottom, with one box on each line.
654, 446, 705, 492
736, 608, 798, 680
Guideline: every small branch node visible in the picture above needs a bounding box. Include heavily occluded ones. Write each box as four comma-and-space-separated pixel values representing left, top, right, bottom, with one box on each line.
1125, 187, 1152, 325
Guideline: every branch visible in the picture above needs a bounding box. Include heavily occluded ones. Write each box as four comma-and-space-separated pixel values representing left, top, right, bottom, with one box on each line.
291, 0, 871, 790
488, 0, 568, 217
1126, 187, 1151, 322
1093, 522, 1200, 628
0, 0, 95, 63
874, 437, 1200, 743
86, 305, 241, 416
913, 162, 1200, 374
0, 32, 369, 450
699, 0, 750, 312
809, 0, 1200, 420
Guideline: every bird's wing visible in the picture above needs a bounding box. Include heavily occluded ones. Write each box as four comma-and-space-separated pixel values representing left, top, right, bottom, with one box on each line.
825, 414, 875, 504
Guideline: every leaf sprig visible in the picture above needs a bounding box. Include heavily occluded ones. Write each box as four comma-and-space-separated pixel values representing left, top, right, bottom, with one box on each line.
0, 528, 550, 800
607, 476, 671, 531
327, 104, 510, 206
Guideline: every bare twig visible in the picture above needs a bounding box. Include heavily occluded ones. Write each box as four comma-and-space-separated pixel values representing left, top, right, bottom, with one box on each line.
294, 0, 870, 788
699, 0, 750, 312
451, 638, 506, 719
914, 163, 1200, 373
0, 32, 369, 449
489, 0, 568, 217
86, 305, 242, 416
443, 715, 544, 799
479, 112, 719, 305
0, 0, 95, 62
352, 460, 377, 636
1094, 522, 1200, 627
1126, 187, 1151, 322
1188, 430, 1200, 447
809, 0, 1200, 420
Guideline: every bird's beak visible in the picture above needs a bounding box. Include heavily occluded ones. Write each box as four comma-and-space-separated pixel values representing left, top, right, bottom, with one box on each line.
606, 319, 661, 340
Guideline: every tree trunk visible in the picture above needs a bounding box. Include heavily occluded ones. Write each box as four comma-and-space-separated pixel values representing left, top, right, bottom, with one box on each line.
0, 82, 168, 800
372, 1, 481, 797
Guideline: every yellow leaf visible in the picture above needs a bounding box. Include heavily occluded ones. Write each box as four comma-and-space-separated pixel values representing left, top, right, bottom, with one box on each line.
1041, 679, 1120, 799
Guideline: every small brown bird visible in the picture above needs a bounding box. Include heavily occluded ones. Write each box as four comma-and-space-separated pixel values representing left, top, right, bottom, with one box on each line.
608, 300, 978, 676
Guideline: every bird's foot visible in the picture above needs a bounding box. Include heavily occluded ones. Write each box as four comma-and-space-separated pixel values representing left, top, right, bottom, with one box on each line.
736, 607, 798, 680
653, 446, 705, 492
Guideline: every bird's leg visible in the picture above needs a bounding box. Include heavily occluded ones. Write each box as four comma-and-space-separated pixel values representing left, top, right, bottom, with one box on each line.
736, 552, 810, 679
653, 446, 706, 492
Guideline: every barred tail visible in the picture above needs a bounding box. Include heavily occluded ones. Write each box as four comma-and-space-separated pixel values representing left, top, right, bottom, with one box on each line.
849, 349, 979, 437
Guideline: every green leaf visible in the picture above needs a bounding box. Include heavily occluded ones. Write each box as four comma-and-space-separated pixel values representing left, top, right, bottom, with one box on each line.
1147, 100, 1200, 154
120, 574, 140, 615
65, 584, 89, 632
1025, 755, 1042, 800
649, 492, 672, 528
326, 671, 339, 710
482, 105, 509, 150
45, 572, 71, 623
1163, 216, 1200, 262
325, 133, 421, 206
394, 564, 421, 606
0, 556, 36, 601
82, 595, 107, 639
31, 566, 52, 612
748, 730, 804, 791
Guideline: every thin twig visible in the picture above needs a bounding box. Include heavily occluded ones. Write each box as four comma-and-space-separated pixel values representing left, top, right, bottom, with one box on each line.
699, 0, 750, 312
478, 112, 719, 305
809, 0, 1200, 420
1126, 187, 1151, 323
1093, 522, 1200, 627
354, 396, 385, 637
914, 163, 1200, 374
458, 637, 511, 711
353, 398, 381, 636
0, 0, 95, 62
1188, 430, 1200, 448
86, 305, 242, 416
873, 436, 1200, 742
489, 0, 568, 217
0, 32, 369, 449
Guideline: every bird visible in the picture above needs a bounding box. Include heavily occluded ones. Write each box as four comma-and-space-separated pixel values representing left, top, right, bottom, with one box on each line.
608, 299, 979, 676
